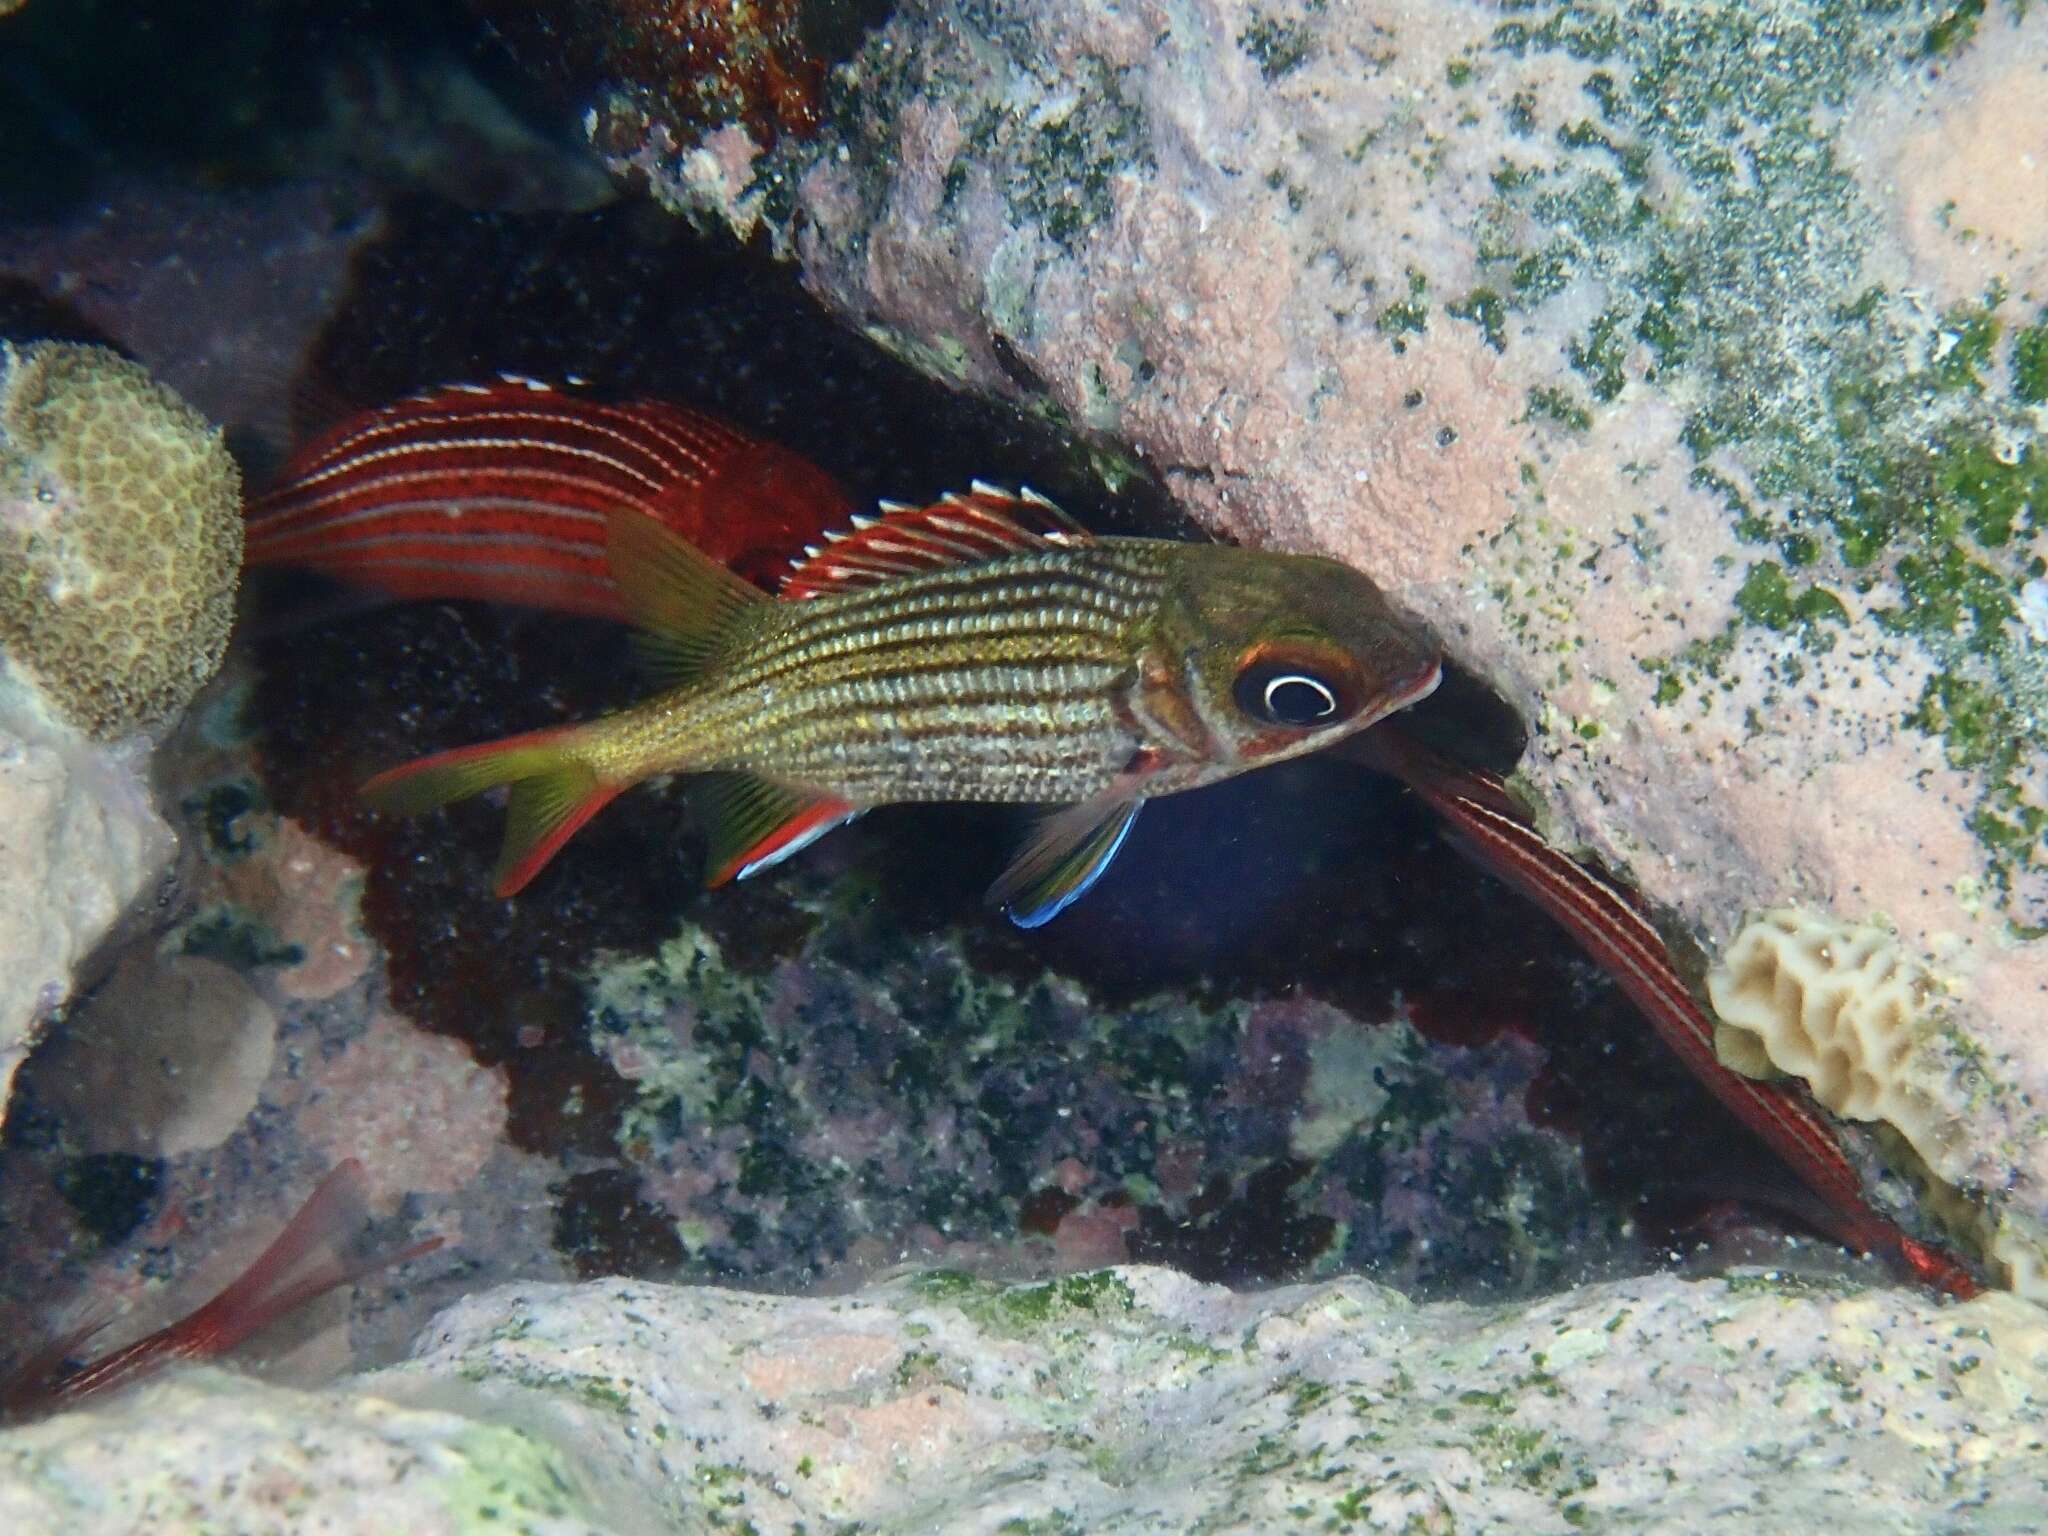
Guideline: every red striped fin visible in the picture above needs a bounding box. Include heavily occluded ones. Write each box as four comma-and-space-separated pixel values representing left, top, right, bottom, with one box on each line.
780, 483, 1089, 601
1357, 721, 1982, 1297
694, 771, 859, 886
248, 378, 855, 618
3, 1161, 441, 1422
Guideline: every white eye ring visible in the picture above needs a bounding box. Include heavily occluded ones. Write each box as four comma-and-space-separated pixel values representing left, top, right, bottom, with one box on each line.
1264, 673, 1337, 720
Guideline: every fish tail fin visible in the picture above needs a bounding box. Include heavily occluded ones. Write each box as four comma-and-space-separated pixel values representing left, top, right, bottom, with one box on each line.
5, 1160, 442, 1421
363, 722, 622, 896
608, 509, 769, 686
124, 1158, 439, 1367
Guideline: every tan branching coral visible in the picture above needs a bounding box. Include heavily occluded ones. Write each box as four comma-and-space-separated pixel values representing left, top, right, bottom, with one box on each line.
0, 341, 242, 737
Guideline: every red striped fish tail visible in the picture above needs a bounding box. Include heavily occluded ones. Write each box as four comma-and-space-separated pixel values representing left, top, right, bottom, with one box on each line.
3, 1161, 441, 1423
1356, 720, 1982, 1298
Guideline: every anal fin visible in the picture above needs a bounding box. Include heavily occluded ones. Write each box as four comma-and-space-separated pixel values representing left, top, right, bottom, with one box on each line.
989, 795, 1144, 929
696, 772, 860, 886
498, 766, 622, 897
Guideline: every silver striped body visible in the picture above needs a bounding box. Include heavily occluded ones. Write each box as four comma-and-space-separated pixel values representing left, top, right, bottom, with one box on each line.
601, 541, 1175, 805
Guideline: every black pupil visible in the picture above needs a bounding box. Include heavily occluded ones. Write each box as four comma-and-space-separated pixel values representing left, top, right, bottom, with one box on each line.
1265, 675, 1334, 724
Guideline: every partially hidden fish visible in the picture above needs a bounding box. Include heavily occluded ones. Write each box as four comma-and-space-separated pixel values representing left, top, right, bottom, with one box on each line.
1355, 723, 1983, 1299
362, 487, 1443, 926
244, 376, 855, 618
312, 395, 1980, 1296
1, 1160, 442, 1423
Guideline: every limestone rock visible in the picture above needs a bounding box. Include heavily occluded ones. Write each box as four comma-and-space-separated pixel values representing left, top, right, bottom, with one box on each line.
0, 677, 173, 1132
3, 1265, 2044, 1531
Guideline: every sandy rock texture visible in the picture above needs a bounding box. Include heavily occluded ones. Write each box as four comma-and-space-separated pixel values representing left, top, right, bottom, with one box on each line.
4, 1264, 2044, 1532
0, 676, 172, 1132
604, 1, 2048, 1274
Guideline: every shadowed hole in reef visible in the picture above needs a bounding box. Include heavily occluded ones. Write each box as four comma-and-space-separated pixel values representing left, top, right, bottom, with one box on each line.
53, 1154, 166, 1249
250, 196, 1810, 1299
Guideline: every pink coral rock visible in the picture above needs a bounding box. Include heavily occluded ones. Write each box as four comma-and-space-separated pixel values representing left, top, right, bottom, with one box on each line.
294, 1013, 508, 1213
218, 818, 373, 1003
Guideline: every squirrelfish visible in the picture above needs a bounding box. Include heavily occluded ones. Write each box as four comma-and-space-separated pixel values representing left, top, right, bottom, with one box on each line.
245, 375, 853, 616
363, 488, 1442, 926
2, 1161, 440, 1423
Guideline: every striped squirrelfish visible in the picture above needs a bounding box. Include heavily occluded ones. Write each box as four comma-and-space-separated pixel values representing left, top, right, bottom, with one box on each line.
363, 488, 1442, 926
245, 375, 854, 616
2, 1161, 440, 1424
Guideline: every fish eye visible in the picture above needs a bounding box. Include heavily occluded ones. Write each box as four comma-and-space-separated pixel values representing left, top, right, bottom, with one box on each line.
1262, 673, 1337, 723
1233, 649, 1361, 728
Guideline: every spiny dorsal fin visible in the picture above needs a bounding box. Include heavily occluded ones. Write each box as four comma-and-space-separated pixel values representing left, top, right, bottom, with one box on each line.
403, 375, 568, 410
780, 484, 1090, 601
607, 510, 767, 686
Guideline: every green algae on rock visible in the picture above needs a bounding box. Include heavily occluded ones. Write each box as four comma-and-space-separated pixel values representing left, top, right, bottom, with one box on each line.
578, 901, 1614, 1296
0, 341, 242, 739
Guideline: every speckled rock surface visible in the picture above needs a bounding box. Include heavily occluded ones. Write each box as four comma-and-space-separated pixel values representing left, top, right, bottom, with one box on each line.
4, 1265, 2045, 1532
0, 675, 172, 1132
601, 0, 2048, 1274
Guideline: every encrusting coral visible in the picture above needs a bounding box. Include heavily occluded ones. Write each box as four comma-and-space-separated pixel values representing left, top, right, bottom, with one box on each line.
0, 341, 242, 738
1707, 906, 2048, 1298
1707, 908, 1956, 1159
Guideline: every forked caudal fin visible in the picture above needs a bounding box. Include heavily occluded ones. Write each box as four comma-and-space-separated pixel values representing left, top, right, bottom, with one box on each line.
2, 1160, 443, 1423
362, 723, 621, 897
362, 510, 773, 896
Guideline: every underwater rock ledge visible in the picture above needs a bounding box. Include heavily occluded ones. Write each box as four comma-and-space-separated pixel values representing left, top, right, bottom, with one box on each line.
596, 0, 2048, 1287
0, 678, 172, 1136
2, 1264, 2044, 1532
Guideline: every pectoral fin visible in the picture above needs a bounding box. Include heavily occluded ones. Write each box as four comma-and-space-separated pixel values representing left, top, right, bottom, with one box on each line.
695, 771, 860, 886
989, 796, 1144, 929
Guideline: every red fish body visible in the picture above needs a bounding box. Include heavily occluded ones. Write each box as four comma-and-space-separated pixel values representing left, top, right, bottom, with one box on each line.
245, 377, 854, 618
1356, 725, 1982, 1298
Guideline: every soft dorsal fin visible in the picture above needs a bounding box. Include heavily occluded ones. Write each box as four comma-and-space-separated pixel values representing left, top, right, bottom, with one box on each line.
607, 509, 768, 686
780, 483, 1090, 600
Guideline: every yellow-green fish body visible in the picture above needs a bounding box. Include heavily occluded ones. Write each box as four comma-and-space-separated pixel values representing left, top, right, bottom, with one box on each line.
363, 489, 1440, 925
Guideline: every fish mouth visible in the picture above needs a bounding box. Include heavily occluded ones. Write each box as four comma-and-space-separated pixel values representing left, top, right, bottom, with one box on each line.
1366, 655, 1443, 724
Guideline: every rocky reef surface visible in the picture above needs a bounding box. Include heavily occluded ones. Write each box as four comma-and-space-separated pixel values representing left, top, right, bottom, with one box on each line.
2, 134, 1750, 1437
600, 0, 2048, 1284
4, 1264, 2045, 1533
3, 8, 2044, 1531
0, 339, 243, 1129
0, 679, 172, 1138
